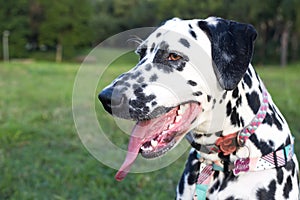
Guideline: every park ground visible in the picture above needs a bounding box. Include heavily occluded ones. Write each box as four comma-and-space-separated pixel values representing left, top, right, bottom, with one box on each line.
0, 56, 300, 199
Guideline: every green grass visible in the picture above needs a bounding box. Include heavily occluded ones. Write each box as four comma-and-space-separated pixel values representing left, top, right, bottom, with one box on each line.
0, 57, 299, 199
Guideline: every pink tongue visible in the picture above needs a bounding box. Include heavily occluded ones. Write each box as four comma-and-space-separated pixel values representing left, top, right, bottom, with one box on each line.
115, 109, 177, 181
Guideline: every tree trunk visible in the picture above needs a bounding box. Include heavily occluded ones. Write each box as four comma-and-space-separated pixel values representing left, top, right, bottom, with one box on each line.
291, 33, 299, 61
56, 43, 62, 62
280, 23, 291, 67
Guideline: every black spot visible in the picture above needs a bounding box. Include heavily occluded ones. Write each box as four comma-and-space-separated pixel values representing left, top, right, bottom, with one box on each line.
209, 179, 220, 194
222, 91, 227, 99
256, 179, 276, 200
213, 170, 220, 180
190, 141, 202, 151
226, 101, 232, 117
188, 24, 192, 28
179, 38, 190, 48
145, 64, 152, 71
274, 108, 284, 123
149, 74, 158, 82
212, 99, 216, 108
132, 84, 139, 90
258, 85, 263, 93
224, 197, 235, 200
236, 95, 242, 107
276, 167, 284, 185
150, 43, 155, 53
285, 160, 296, 176
219, 175, 238, 192
207, 95, 212, 102
176, 62, 186, 71
177, 151, 200, 196
250, 134, 274, 155
121, 73, 131, 81
184, 151, 200, 185
192, 133, 203, 139
283, 176, 292, 199
156, 32, 161, 38
177, 174, 185, 194
128, 87, 156, 120
239, 117, 245, 127
248, 68, 253, 77
187, 162, 200, 185
255, 71, 260, 82
232, 87, 239, 98
268, 140, 274, 147
263, 106, 283, 131
269, 105, 283, 130
263, 113, 273, 126
272, 113, 283, 131
246, 91, 260, 114
242, 82, 245, 89
137, 77, 144, 83
151, 101, 157, 106
193, 91, 203, 96
189, 30, 197, 39
141, 83, 147, 88
230, 107, 241, 127
243, 73, 252, 88
187, 80, 197, 86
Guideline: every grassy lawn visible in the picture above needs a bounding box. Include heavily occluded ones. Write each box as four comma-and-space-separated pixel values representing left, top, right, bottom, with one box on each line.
0, 58, 299, 199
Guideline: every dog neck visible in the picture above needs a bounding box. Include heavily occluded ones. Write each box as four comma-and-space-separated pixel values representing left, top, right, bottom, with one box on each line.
187, 66, 291, 160
192, 65, 264, 141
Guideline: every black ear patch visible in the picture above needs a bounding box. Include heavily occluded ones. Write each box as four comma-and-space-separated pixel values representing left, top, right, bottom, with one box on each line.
198, 17, 257, 90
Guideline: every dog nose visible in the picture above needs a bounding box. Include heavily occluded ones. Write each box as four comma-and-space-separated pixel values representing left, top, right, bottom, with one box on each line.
98, 87, 124, 114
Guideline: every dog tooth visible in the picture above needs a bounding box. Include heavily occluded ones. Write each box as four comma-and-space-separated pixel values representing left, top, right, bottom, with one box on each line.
175, 116, 182, 123
178, 104, 188, 114
168, 124, 175, 129
177, 109, 183, 115
162, 130, 168, 135
177, 106, 183, 115
151, 140, 158, 147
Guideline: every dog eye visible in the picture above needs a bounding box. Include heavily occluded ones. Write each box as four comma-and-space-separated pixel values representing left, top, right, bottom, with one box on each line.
167, 53, 182, 61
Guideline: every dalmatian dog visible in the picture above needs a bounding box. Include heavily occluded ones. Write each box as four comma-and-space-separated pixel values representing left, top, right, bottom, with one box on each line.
98, 17, 299, 199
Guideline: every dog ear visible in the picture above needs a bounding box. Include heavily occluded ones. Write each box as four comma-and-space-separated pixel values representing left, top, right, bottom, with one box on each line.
198, 17, 257, 90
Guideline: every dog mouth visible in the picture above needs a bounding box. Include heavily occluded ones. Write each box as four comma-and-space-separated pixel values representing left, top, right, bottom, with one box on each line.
115, 102, 202, 181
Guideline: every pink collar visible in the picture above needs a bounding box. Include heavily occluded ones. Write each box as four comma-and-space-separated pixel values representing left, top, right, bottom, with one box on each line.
215, 87, 269, 155
238, 88, 269, 145
187, 86, 269, 155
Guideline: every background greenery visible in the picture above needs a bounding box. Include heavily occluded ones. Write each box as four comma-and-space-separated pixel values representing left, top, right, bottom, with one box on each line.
0, 56, 299, 199
0, 0, 300, 65
1, 1, 300, 199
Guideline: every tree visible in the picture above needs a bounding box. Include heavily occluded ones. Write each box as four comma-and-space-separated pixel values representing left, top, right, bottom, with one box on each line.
37, 0, 93, 62
0, 0, 30, 58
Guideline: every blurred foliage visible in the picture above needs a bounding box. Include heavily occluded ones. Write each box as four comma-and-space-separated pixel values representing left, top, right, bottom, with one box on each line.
0, 0, 300, 64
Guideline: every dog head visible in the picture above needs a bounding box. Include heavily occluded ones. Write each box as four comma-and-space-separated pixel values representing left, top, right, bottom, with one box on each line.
98, 17, 257, 180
